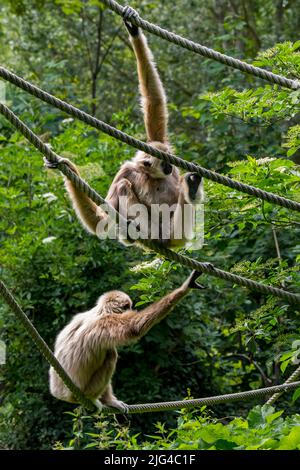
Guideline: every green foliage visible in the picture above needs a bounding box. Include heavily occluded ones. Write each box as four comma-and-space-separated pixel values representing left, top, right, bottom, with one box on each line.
55, 405, 300, 450
0, 0, 300, 451
202, 86, 299, 125
284, 125, 300, 157
254, 41, 300, 78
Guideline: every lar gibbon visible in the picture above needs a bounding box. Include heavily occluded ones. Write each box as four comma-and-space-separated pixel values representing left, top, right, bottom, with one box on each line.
49, 270, 202, 411
45, 7, 203, 246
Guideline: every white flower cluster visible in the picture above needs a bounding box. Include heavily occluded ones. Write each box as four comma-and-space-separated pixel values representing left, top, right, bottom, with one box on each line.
130, 258, 163, 273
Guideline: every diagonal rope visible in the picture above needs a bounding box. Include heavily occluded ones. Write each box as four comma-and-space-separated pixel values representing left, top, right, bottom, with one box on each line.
1, 102, 299, 305
0, 280, 95, 411
0, 67, 299, 212
266, 364, 300, 406
101, 0, 300, 91
1, 279, 300, 414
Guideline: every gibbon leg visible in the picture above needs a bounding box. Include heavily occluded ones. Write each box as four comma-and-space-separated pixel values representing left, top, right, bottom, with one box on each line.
100, 382, 129, 413
115, 178, 149, 242
83, 368, 109, 399
44, 156, 107, 235
83, 350, 118, 400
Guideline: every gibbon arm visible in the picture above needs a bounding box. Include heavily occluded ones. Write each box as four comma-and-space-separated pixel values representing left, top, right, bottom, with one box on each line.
129, 28, 168, 143
45, 157, 121, 235
64, 178, 103, 234
44, 157, 102, 234
95, 272, 200, 348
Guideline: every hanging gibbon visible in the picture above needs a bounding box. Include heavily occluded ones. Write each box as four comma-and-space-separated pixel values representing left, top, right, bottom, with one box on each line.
45, 7, 203, 246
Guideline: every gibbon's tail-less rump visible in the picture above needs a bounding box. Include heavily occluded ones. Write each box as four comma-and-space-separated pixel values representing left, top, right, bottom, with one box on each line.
45, 7, 204, 246
49, 270, 203, 411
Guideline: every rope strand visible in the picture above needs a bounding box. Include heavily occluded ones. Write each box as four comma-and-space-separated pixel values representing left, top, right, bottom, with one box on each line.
1, 102, 299, 305
103, 381, 300, 414
0, 68, 299, 212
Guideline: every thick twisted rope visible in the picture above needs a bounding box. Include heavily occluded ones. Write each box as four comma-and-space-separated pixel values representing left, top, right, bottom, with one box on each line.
101, 0, 300, 91
1, 103, 300, 305
0, 280, 95, 410
103, 381, 300, 414
266, 364, 300, 406
0, 68, 299, 212
1, 280, 300, 415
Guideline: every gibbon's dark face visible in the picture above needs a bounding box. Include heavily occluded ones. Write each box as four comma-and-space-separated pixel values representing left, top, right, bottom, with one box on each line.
134, 152, 173, 179
133, 141, 174, 179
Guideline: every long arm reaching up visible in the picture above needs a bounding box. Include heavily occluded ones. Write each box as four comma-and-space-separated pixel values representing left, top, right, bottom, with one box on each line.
94, 270, 202, 348
124, 7, 169, 144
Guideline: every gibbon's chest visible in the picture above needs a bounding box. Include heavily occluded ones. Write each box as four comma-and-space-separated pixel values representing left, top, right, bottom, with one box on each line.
134, 176, 179, 207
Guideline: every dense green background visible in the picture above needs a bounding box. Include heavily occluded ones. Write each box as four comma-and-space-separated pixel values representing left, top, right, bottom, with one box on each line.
0, 0, 299, 450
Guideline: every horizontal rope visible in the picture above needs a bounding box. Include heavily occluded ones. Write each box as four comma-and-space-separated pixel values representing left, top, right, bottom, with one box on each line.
0, 280, 95, 411
0, 67, 299, 213
102, 381, 300, 414
266, 364, 300, 406
1, 102, 299, 306
101, 0, 300, 91
2, 279, 299, 415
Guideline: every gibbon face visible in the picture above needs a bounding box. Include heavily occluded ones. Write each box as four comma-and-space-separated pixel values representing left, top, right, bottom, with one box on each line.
133, 141, 173, 179
97, 290, 133, 315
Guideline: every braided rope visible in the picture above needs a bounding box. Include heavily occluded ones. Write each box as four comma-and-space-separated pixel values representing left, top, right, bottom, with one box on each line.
0, 68, 299, 212
1, 102, 299, 305
0, 280, 95, 410
2, 280, 300, 414
102, 381, 300, 414
102, 0, 300, 91
266, 364, 300, 406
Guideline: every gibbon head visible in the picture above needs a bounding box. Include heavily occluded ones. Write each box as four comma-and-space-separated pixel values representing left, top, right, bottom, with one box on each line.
133, 141, 174, 179
97, 291, 133, 315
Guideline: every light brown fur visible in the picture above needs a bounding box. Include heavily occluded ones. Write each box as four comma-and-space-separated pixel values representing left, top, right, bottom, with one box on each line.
49, 273, 195, 410
55, 23, 203, 246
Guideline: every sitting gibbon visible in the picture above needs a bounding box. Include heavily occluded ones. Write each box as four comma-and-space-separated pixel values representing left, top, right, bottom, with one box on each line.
49, 270, 202, 411
45, 7, 203, 246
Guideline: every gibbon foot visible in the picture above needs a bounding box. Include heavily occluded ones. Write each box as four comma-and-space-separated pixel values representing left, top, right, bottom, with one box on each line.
123, 6, 139, 36
105, 399, 129, 414
43, 156, 79, 175
185, 173, 203, 203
